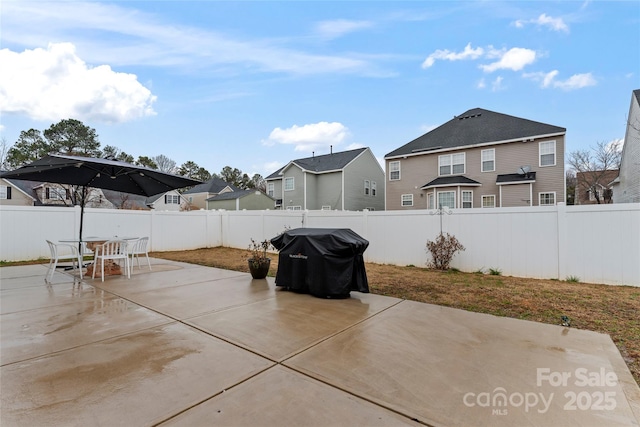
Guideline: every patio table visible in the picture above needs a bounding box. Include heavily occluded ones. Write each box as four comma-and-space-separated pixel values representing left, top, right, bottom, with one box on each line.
59, 237, 138, 277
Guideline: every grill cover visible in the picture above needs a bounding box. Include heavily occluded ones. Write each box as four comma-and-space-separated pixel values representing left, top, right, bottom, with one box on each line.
271, 228, 369, 298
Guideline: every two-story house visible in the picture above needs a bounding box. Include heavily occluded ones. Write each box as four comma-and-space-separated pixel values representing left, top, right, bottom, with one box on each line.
384, 108, 566, 210
612, 89, 640, 203
183, 177, 239, 210
265, 147, 385, 211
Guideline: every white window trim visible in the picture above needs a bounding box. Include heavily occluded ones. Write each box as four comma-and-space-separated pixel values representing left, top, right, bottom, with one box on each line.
401, 194, 413, 207
437, 190, 456, 209
481, 148, 495, 172
321, 205, 332, 210
267, 182, 274, 197
364, 180, 370, 196
539, 192, 556, 206
286, 205, 302, 211
371, 181, 377, 196
389, 161, 401, 181
284, 177, 294, 191
482, 195, 496, 208
438, 153, 466, 176
462, 190, 473, 208
539, 140, 556, 167
427, 193, 435, 210
0, 185, 7, 199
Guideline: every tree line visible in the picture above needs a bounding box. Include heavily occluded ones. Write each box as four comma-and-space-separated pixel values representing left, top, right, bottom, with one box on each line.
1, 119, 265, 191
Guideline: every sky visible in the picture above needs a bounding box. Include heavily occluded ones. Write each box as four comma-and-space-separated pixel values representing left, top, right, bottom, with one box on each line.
1, 0, 639, 178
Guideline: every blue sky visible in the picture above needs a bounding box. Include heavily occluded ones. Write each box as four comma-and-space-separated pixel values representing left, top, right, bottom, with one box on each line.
1, 1, 638, 178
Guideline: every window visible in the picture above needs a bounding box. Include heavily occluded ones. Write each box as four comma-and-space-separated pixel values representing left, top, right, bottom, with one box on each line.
539, 192, 556, 205
539, 141, 556, 167
321, 205, 332, 210
364, 180, 370, 195
482, 195, 495, 208
0, 185, 10, 200
439, 153, 465, 175
389, 161, 400, 180
165, 194, 180, 204
47, 187, 67, 200
427, 193, 435, 210
437, 191, 456, 209
481, 149, 495, 172
371, 181, 377, 196
284, 177, 294, 191
267, 183, 274, 197
286, 205, 302, 211
462, 190, 473, 208
401, 194, 413, 206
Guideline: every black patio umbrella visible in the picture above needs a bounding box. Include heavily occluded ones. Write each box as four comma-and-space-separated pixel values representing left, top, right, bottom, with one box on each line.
1, 154, 201, 243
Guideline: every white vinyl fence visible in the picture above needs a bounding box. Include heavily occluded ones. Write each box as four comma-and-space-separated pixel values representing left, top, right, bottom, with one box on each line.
1, 204, 638, 286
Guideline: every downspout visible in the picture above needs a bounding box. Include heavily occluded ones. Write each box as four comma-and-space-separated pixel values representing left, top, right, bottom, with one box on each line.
341, 172, 345, 210
304, 172, 307, 210
530, 183, 533, 206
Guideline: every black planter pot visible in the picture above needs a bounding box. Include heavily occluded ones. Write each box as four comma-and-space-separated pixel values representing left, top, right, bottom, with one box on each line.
248, 258, 270, 279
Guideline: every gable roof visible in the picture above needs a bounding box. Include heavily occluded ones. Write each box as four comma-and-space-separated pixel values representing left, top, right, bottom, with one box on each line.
266, 147, 368, 180
385, 108, 566, 159
1, 177, 40, 202
633, 89, 640, 105
183, 177, 238, 194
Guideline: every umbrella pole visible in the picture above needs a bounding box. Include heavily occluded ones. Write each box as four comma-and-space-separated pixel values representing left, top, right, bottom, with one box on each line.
78, 186, 87, 255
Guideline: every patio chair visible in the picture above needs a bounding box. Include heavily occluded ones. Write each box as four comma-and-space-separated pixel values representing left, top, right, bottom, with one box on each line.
128, 237, 151, 272
92, 240, 130, 281
45, 240, 83, 282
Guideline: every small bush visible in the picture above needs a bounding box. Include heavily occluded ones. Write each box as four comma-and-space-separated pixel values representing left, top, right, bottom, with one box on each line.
566, 275, 580, 283
425, 232, 465, 270
489, 267, 502, 276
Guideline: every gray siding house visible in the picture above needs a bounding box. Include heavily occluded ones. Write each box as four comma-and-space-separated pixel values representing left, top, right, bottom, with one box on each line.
612, 89, 640, 203
265, 147, 385, 211
206, 189, 276, 210
384, 108, 566, 210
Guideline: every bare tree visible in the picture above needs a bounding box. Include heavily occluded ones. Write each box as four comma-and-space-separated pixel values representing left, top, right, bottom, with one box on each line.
153, 155, 177, 173
566, 170, 577, 205
567, 140, 622, 204
0, 137, 9, 170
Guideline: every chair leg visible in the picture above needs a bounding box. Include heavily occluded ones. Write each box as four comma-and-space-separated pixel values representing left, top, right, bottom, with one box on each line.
47, 258, 57, 282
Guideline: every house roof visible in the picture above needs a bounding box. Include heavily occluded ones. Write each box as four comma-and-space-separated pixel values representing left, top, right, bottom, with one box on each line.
266, 148, 368, 180
421, 176, 481, 189
496, 172, 537, 185
183, 177, 238, 194
385, 108, 566, 158
0, 176, 40, 202
633, 89, 640, 105
206, 189, 275, 202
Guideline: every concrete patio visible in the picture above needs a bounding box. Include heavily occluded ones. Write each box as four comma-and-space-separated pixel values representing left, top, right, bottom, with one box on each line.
1, 259, 639, 427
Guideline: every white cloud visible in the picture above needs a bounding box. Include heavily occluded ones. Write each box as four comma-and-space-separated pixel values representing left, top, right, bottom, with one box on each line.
476, 78, 486, 89
0, 43, 156, 123
262, 122, 349, 152
492, 76, 505, 92
263, 161, 284, 174
1, 2, 379, 77
523, 70, 596, 90
480, 48, 537, 72
315, 19, 373, 40
512, 13, 569, 33
422, 43, 484, 68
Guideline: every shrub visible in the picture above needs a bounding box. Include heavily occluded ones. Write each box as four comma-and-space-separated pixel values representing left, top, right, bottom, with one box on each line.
489, 267, 502, 276
425, 233, 465, 270
566, 275, 580, 283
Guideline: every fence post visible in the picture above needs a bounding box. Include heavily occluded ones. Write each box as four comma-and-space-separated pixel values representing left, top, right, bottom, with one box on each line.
556, 202, 567, 281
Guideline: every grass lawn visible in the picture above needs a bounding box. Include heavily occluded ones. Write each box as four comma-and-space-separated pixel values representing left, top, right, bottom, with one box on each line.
149, 246, 640, 386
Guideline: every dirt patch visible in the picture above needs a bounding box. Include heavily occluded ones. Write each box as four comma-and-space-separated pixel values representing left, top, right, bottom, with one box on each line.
150, 246, 640, 386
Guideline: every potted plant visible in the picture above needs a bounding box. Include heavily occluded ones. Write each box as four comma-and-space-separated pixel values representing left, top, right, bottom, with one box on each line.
247, 238, 273, 279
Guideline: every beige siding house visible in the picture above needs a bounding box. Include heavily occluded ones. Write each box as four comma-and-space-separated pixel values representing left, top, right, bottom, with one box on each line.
385, 108, 566, 210
612, 89, 640, 203
265, 147, 385, 211
183, 178, 238, 210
